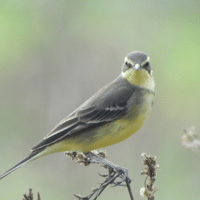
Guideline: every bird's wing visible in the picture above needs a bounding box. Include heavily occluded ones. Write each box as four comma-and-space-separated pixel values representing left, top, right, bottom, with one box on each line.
31, 77, 136, 151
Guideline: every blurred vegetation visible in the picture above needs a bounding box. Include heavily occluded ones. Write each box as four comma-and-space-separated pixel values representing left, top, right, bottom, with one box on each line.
0, 0, 200, 200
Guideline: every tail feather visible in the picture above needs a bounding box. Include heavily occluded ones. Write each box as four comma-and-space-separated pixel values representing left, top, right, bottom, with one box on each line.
0, 150, 41, 180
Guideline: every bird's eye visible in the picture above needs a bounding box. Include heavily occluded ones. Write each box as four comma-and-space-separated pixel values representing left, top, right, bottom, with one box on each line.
142, 62, 151, 74
143, 62, 149, 68
125, 62, 132, 68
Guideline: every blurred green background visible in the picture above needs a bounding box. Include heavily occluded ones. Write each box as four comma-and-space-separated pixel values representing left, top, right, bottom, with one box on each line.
1, 0, 200, 199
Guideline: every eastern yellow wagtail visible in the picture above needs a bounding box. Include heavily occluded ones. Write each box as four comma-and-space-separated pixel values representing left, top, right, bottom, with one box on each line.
0, 51, 155, 179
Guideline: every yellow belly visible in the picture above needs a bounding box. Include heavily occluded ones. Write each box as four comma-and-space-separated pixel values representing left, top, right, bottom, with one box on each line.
41, 92, 154, 155
83, 116, 147, 152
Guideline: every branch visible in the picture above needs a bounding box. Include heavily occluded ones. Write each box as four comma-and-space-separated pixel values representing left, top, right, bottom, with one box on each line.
140, 153, 160, 200
65, 150, 134, 200
23, 188, 41, 200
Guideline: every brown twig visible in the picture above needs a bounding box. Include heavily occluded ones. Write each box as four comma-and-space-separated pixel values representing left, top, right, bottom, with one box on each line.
66, 150, 134, 200
140, 153, 159, 200
23, 188, 41, 200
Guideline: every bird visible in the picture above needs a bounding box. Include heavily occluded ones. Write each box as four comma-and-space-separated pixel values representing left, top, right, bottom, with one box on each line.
0, 51, 155, 180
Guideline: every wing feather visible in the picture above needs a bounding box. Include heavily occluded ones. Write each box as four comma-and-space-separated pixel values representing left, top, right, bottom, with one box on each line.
31, 76, 136, 151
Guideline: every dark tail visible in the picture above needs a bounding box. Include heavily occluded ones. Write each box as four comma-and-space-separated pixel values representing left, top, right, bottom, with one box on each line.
0, 150, 41, 180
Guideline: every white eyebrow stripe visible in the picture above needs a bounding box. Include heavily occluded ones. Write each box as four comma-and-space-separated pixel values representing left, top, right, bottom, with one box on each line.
141, 56, 150, 66
124, 57, 134, 66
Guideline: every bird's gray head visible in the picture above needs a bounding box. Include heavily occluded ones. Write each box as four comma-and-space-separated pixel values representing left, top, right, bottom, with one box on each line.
122, 51, 151, 74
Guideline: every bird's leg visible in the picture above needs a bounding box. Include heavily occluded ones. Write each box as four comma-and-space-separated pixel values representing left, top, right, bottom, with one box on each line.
85, 151, 132, 186
84, 152, 134, 200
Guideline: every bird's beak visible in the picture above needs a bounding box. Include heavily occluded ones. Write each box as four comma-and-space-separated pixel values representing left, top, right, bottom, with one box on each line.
133, 63, 141, 70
